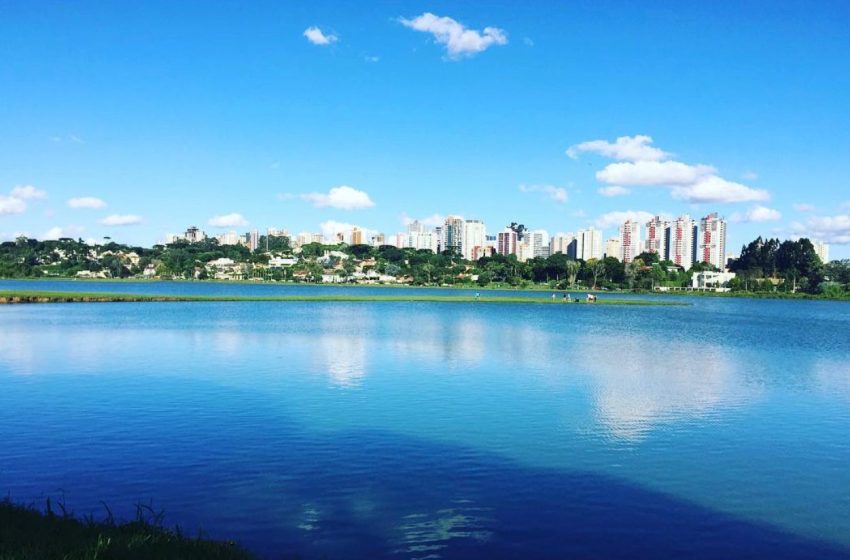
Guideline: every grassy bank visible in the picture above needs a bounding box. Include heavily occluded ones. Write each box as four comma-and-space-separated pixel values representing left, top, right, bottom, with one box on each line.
0, 499, 257, 560
0, 290, 682, 306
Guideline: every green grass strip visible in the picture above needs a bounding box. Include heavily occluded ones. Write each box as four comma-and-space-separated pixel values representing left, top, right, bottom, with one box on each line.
0, 290, 684, 306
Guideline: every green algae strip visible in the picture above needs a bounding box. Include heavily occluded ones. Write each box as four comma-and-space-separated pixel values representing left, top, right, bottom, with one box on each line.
0, 290, 686, 306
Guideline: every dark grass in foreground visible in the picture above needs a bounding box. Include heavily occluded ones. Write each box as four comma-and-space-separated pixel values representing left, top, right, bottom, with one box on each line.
0, 290, 684, 306
0, 499, 257, 560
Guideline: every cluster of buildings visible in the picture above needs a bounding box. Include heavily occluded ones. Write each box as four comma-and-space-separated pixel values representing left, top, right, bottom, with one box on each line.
165, 212, 831, 273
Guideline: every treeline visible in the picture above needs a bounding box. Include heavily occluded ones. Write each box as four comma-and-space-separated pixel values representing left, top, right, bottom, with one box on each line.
2, 235, 848, 296
729, 237, 844, 295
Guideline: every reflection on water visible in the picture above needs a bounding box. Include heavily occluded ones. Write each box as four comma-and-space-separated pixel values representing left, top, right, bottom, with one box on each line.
394, 502, 493, 560
576, 334, 756, 441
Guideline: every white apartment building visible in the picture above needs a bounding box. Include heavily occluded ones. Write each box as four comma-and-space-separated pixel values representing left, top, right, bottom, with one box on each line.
576, 228, 602, 260
605, 237, 621, 260
645, 216, 668, 260
218, 231, 241, 246
463, 220, 487, 261
667, 215, 696, 271
440, 215, 465, 256
699, 213, 727, 270
618, 221, 642, 263
812, 239, 830, 263
550, 233, 575, 256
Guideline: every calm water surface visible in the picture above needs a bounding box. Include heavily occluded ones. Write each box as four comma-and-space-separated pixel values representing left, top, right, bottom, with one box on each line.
1, 281, 849, 559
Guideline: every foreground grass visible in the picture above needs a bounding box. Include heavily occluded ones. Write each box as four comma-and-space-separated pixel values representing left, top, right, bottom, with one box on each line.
0, 499, 257, 560
0, 290, 683, 306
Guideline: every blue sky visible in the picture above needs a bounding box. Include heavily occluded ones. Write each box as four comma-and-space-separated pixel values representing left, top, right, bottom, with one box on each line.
1, 0, 849, 257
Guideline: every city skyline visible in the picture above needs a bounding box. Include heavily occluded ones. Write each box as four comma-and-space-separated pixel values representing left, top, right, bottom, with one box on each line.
2, 2, 849, 257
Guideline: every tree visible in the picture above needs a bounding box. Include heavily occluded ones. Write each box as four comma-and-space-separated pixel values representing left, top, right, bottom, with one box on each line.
565, 260, 580, 288
587, 258, 606, 289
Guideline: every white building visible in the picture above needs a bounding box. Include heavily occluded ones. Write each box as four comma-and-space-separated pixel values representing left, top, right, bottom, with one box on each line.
218, 231, 241, 246
604, 237, 621, 260
668, 215, 696, 271
463, 220, 487, 261
699, 213, 727, 270
619, 221, 642, 263
442, 215, 465, 256
576, 228, 602, 261
812, 239, 830, 263
249, 229, 259, 252
645, 216, 668, 260
550, 233, 575, 256
691, 271, 736, 291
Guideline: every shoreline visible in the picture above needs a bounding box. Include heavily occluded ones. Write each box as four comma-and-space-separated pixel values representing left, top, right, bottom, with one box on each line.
0, 290, 683, 306
2, 277, 848, 301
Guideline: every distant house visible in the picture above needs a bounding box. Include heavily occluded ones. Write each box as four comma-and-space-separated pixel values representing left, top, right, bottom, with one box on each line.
143, 264, 157, 278
268, 256, 297, 268
691, 271, 736, 291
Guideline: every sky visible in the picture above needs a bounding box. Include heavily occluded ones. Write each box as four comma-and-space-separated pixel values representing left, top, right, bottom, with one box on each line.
1, 0, 849, 257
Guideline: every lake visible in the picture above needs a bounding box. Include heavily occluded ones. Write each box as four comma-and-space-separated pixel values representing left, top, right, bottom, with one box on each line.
1, 280, 849, 559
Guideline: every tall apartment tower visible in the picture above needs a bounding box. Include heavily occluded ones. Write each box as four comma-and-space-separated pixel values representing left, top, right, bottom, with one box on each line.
249, 229, 259, 252
645, 216, 668, 260
605, 238, 621, 260
497, 228, 518, 256
576, 228, 602, 260
667, 215, 696, 271
350, 227, 364, 245
442, 216, 465, 256
463, 220, 487, 261
699, 213, 727, 270
619, 220, 642, 263
550, 233, 575, 256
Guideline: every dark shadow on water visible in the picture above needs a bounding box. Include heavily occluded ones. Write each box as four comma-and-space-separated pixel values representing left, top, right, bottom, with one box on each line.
1, 377, 848, 560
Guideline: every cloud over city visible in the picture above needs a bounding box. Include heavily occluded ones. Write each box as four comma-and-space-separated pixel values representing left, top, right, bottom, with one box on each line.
568, 135, 769, 204
208, 213, 248, 227
68, 197, 107, 209
302, 186, 375, 210
519, 184, 568, 203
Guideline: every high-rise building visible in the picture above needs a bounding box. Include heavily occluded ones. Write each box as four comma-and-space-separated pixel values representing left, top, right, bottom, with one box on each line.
497, 228, 517, 256
516, 229, 548, 261
550, 233, 575, 256
667, 215, 696, 270
184, 226, 205, 243
645, 216, 668, 260
812, 239, 830, 263
699, 213, 727, 270
442, 216, 465, 256
604, 238, 621, 260
463, 220, 487, 261
249, 229, 259, 252
619, 221, 642, 263
350, 227, 364, 245
371, 233, 386, 247
218, 231, 241, 246
576, 228, 603, 260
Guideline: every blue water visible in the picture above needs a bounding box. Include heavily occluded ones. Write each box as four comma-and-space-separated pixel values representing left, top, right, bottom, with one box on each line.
1, 280, 850, 559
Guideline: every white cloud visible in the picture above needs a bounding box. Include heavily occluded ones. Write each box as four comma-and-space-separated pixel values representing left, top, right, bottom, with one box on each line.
730, 205, 782, 223
11, 185, 47, 200
302, 185, 375, 210
364, 55, 380, 63
0, 195, 27, 215
742, 170, 759, 181
598, 186, 630, 197
572, 134, 771, 205
519, 184, 567, 203
400, 212, 445, 227
671, 176, 770, 204
794, 203, 817, 213
67, 197, 107, 209
208, 213, 248, 227
568, 135, 670, 162
101, 214, 142, 226
303, 26, 338, 45
597, 160, 715, 187
793, 214, 850, 244
399, 12, 507, 59
42, 225, 84, 240
319, 220, 372, 242
594, 210, 656, 229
